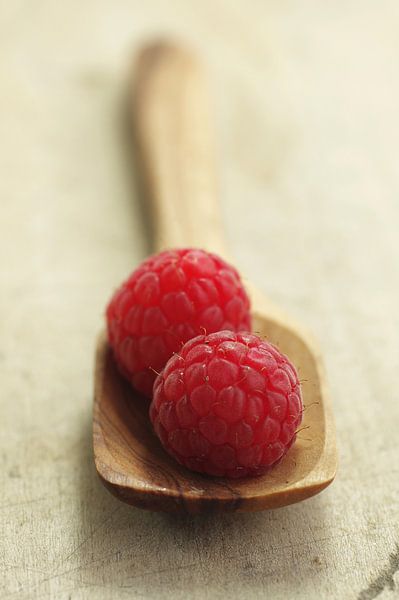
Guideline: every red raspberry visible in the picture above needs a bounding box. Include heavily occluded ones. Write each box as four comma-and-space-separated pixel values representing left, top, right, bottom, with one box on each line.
150, 330, 303, 478
106, 249, 251, 396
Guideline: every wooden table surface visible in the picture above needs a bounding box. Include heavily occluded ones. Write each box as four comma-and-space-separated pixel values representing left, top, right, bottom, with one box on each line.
1, 2, 399, 599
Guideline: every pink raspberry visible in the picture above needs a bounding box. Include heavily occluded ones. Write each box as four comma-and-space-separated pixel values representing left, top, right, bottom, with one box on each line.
150, 331, 303, 478
106, 249, 251, 396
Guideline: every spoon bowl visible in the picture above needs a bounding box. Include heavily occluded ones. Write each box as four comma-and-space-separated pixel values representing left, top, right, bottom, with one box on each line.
94, 298, 336, 513
93, 42, 337, 513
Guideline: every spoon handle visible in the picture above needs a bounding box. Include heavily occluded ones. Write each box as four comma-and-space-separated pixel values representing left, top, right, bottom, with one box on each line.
132, 41, 228, 257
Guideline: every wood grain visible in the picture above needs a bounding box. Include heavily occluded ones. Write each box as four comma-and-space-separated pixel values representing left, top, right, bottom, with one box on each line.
93, 41, 336, 513
132, 42, 226, 256
2, 1, 399, 598
93, 308, 336, 513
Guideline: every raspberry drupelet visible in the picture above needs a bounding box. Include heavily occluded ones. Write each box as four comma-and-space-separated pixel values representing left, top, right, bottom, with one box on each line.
150, 330, 303, 478
106, 249, 251, 396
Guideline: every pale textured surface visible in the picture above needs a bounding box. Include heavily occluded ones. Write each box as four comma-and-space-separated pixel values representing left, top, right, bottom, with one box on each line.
1, 1, 399, 599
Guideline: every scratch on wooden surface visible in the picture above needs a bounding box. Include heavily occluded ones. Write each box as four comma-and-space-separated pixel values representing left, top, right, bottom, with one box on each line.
118, 563, 200, 586
1, 564, 47, 575
3, 507, 123, 599
59, 505, 122, 565
358, 544, 399, 600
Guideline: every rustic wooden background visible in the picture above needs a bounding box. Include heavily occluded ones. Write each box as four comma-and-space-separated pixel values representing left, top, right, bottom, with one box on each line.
1, 1, 399, 599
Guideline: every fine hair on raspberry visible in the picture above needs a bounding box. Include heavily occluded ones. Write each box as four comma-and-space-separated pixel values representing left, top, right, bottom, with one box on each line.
150, 330, 303, 478
106, 248, 251, 396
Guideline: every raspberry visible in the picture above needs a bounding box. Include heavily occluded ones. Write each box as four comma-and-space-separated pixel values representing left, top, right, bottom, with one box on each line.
150, 331, 303, 478
106, 249, 251, 396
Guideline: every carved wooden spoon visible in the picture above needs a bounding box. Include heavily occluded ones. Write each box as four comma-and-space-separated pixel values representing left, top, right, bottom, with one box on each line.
93, 42, 337, 513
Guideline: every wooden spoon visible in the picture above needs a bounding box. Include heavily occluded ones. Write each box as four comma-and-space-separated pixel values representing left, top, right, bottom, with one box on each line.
93, 42, 337, 513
